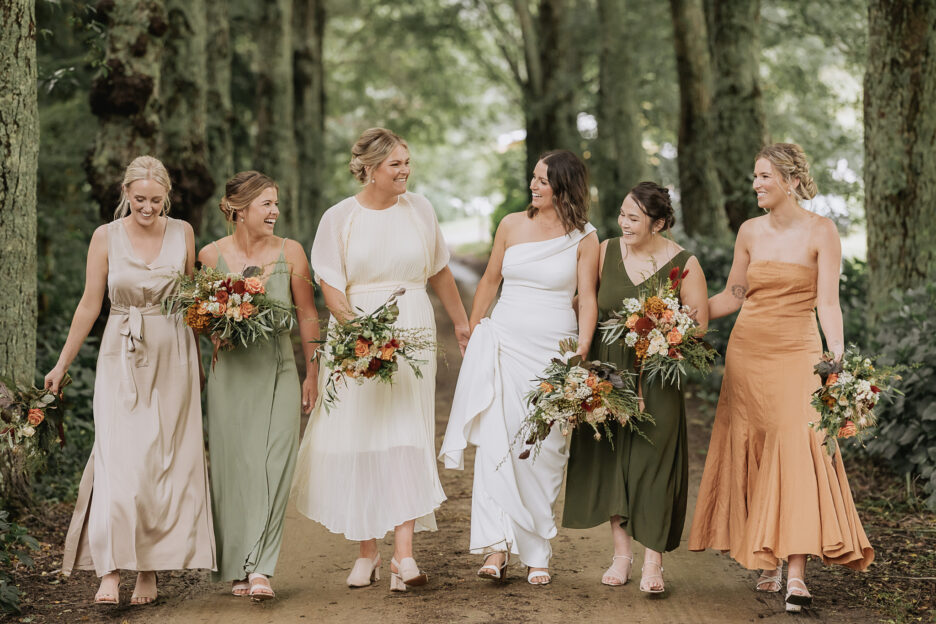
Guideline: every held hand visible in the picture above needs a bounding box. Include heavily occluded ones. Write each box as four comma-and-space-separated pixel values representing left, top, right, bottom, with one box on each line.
301, 375, 318, 414
44, 365, 66, 395
455, 324, 471, 356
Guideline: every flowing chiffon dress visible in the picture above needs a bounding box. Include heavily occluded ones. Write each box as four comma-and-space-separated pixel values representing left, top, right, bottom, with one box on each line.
206, 239, 301, 581
292, 192, 449, 540
688, 261, 873, 571
440, 224, 596, 568
63, 218, 216, 576
563, 243, 690, 553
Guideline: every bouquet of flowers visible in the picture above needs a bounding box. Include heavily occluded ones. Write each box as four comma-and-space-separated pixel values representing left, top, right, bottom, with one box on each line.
0, 374, 71, 473
517, 338, 652, 461
316, 288, 435, 411
599, 265, 715, 388
162, 263, 294, 349
809, 346, 905, 456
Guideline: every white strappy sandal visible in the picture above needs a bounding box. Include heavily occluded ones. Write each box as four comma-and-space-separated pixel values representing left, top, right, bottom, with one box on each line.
527, 568, 551, 585
477, 551, 509, 582
785, 577, 812, 612
755, 561, 783, 593
602, 554, 634, 586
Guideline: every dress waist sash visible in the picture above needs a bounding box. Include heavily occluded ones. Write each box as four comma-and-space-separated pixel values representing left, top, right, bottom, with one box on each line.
109, 302, 164, 407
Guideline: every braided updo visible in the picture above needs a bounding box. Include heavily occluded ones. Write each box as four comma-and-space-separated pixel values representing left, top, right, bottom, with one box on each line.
629, 181, 675, 232
349, 127, 408, 184
755, 143, 818, 202
218, 170, 277, 223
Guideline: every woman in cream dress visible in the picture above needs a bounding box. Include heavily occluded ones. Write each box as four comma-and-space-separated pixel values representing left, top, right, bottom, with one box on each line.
46, 156, 215, 606
293, 128, 470, 591
440, 150, 599, 585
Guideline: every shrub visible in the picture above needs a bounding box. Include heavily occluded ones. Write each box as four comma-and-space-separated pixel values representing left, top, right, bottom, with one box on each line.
0, 511, 39, 614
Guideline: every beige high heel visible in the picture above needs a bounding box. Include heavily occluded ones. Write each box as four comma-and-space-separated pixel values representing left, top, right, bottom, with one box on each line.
477, 551, 509, 582
602, 554, 634, 586
785, 577, 812, 612
347, 553, 381, 587
639, 561, 665, 594
755, 561, 783, 593
390, 557, 428, 592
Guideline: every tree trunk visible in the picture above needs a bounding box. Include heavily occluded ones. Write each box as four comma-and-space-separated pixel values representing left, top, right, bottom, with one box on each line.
0, 0, 38, 384
294, 0, 326, 236
707, 0, 767, 232
160, 0, 214, 232
204, 0, 234, 236
85, 0, 168, 222
670, 0, 728, 239
593, 0, 645, 237
256, 0, 300, 239
865, 0, 936, 314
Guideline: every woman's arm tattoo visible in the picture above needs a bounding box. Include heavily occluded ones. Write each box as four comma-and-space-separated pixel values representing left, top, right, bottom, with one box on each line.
731, 284, 747, 299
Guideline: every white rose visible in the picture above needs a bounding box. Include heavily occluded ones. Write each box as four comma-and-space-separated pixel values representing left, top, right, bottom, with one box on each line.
21, 426, 35, 438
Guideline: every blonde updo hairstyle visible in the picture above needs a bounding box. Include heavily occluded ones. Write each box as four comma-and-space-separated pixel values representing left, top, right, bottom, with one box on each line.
349, 127, 408, 184
218, 170, 277, 223
114, 155, 172, 220
755, 142, 818, 203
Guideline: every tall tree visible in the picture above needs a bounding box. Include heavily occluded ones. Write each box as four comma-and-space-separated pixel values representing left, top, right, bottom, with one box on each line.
670, 0, 728, 239
294, 0, 326, 233
161, 0, 214, 232
0, 0, 39, 383
204, 0, 234, 236
256, 0, 301, 238
865, 1, 936, 313
85, 0, 168, 221
593, 0, 645, 236
706, 0, 767, 232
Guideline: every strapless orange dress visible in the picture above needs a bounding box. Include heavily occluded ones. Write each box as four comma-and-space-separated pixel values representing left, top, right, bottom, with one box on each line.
688, 261, 873, 571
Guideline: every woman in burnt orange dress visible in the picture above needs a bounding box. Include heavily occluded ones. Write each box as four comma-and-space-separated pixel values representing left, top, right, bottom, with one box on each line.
688, 143, 872, 613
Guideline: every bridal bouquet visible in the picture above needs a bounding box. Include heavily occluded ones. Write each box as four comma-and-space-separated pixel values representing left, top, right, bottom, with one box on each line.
599, 265, 715, 388
162, 263, 294, 348
0, 374, 71, 472
517, 339, 651, 461
316, 288, 435, 411
810, 346, 905, 456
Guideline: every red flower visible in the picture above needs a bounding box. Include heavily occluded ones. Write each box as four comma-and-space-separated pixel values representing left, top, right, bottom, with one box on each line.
634, 316, 655, 335
368, 358, 382, 371
681, 269, 689, 279
870, 385, 881, 394
231, 280, 247, 295
668, 266, 680, 282
215, 289, 229, 304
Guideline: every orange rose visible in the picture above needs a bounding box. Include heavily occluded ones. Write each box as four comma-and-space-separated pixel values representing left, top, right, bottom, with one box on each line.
213, 302, 227, 317
539, 381, 554, 392
585, 375, 597, 389
662, 309, 675, 323
244, 276, 264, 295
666, 328, 683, 345
624, 314, 640, 329
240, 302, 255, 318
27, 408, 44, 426
838, 420, 858, 438
380, 343, 396, 360
354, 338, 372, 358
825, 373, 838, 386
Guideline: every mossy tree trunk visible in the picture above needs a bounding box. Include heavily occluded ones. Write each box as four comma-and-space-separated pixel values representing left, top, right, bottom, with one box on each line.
593, 0, 645, 238
85, 0, 168, 222
0, 0, 39, 385
706, 0, 767, 232
865, 1, 936, 315
204, 0, 234, 237
670, 0, 728, 240
256, 0, 300, 239
161, 0, 214, 232
294, 0, 326, 236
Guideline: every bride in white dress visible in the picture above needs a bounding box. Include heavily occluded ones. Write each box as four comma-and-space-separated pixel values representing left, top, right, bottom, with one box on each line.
440, 150, 598, 585
292, 128, 470, 592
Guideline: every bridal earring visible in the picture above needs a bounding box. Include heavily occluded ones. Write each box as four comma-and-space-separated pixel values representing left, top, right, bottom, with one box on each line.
370, 179, 375, 184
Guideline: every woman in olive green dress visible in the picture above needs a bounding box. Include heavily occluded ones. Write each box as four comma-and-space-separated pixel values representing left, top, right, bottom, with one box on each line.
200, 171, 320, 601
563, 182, 708, 593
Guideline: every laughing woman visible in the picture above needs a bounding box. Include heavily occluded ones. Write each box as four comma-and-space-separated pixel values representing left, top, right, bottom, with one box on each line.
200, 171, 320, 601
48, 156, 216, 606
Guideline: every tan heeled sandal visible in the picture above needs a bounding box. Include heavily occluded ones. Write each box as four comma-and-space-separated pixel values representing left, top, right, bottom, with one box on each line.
639, 561, 664, 594
390, 557, 428, 592
347, 553, 381, 587
785, 577, 812, 612
602, 554, 634, 586
755, 561, 783, 593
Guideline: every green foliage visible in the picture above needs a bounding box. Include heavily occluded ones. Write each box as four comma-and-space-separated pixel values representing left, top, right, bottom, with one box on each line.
865, 284, 936, 510
0, 510, 40, 614
840, 257, 869, 347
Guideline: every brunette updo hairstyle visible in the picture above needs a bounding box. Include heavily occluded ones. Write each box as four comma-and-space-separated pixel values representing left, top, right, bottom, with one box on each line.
114, 155, 172, 220
349, 127, 408, 184
755, 142, 818, 202
218, 171, 277, 223
529, 150, 590, 233
628, 181, 675, 233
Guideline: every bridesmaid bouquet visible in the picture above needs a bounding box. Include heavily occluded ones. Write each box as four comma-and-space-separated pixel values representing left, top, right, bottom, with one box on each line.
599, 265, 715, 388
810, 346, 905, 456
316, 288, 435, 411
162, 263, 294, 349
517, 339, 652, 461
0, 374, 71, 472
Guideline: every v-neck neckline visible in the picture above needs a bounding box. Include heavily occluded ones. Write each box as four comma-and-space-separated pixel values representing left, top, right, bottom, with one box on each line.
216, 239, 286, 287
617, 238, 684, 288
120, 218, 169, 268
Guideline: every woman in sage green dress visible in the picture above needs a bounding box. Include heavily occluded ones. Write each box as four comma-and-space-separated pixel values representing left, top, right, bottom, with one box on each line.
563, 182, 708, 594
200, 171, 320, 601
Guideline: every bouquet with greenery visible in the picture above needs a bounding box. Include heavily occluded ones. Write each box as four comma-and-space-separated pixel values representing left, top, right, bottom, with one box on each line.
316, 288, 435, 411
161, 263, 294, 349
517, 339, 652, 461
600, 265, 716, 388
0, 374, 71, 474
810, 345, 906, 456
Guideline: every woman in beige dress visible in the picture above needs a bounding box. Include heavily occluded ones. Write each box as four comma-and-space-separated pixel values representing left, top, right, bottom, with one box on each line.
45, 156, 216, 606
